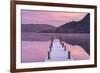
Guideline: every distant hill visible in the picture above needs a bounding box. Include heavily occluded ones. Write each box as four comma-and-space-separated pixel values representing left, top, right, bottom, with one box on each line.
56, 13, 90, 33
21, 24, 56, 33
21, 13, 90, 33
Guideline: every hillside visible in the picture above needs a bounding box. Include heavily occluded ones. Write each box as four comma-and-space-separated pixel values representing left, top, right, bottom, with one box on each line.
56, 13, 90, 33
21, 24, 56, 33
21, 13, 90, 33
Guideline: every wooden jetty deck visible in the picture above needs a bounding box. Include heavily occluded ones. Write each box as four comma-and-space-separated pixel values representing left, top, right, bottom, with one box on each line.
46, 38, 72, 61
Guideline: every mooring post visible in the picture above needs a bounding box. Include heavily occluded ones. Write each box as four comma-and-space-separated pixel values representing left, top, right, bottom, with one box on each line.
62, 43, 64, 47
50, 37, 53, 51
49, 45, 52, 51
48, 51, 50, 59
64, 46, 66, 51
59, 37, 62, 44
68, 51, 71, 59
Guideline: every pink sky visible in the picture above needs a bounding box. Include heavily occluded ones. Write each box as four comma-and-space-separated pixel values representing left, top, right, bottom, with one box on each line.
21, 41, 51, 62
21, 10, 87, 27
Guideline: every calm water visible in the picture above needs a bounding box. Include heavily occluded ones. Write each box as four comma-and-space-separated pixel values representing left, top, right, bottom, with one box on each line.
21, 33, 90, 63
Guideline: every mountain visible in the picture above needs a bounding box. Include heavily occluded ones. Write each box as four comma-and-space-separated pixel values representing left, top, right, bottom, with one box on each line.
56, 13, 90, 33
21, 24, 56, 33
21, 13, 90, 33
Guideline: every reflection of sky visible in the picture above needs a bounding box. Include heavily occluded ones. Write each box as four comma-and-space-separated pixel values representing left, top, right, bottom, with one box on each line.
21, 41, 51, 63
22, 40, 89, 63
64, 43, 89, 60
21, 10, 87, 27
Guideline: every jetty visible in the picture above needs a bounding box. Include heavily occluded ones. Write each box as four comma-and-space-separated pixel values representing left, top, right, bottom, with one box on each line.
46, 38, 72, 61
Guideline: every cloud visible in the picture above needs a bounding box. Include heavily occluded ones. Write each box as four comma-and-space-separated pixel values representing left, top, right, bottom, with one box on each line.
21, 10, 87, 27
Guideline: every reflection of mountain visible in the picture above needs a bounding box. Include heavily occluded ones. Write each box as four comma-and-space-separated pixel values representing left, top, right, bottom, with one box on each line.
22, 13, 90, 33
56, 13, 90, 33
21, 24, 56, 33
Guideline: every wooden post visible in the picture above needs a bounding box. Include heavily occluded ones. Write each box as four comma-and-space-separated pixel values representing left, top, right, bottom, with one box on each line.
64, 46, 66, 51
59, 37, 62, 43
50, 37, 53, 51
51, 37, 54, 42
48, 51, 50, 59
61, 43, 64, 47
68, 51, 71, 59
49, 45, 52, 51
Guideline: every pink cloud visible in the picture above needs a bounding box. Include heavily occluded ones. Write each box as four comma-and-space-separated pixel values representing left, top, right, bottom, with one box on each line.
21, 10, 87, 27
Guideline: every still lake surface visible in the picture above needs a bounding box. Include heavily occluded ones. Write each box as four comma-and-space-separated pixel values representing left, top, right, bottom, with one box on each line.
21, 33, 90, 63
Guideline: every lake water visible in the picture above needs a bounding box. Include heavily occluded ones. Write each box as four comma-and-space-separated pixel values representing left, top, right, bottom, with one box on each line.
21, 33, 90, 63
